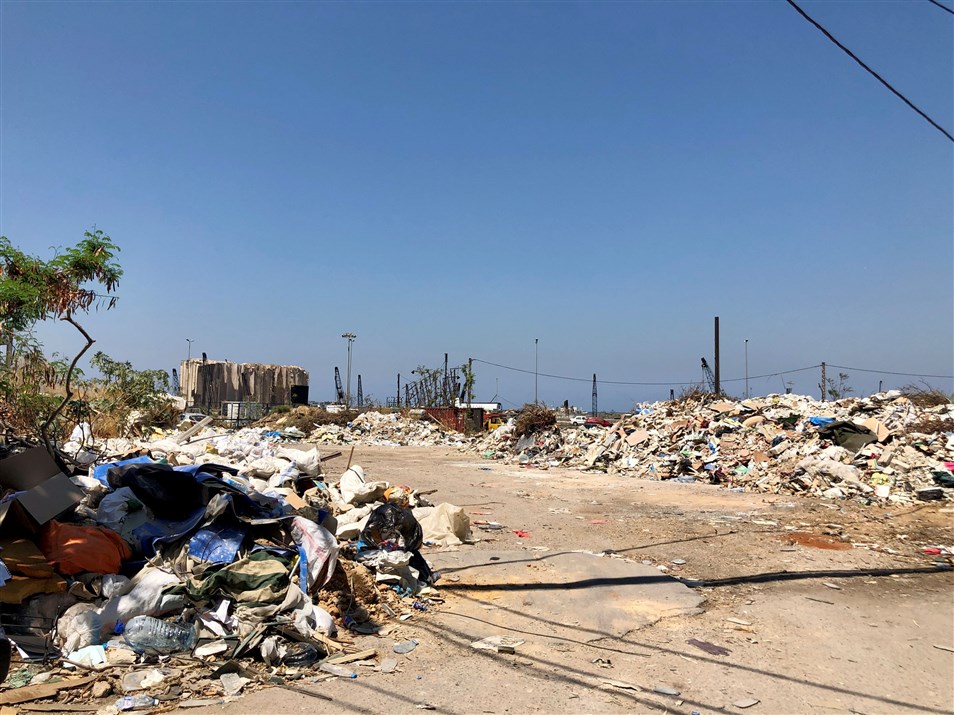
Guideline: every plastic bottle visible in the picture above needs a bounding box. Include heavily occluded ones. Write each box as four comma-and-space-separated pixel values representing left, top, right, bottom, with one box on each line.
122, 616, 196, 655
319, 662, 357, 678
115, 695, 159, 711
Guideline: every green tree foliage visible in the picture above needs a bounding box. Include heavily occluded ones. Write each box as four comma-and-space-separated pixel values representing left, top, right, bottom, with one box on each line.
460, 361, 476, 405
821, 372, 854, 401
0, 231, 123, 451
88, 352, 172, 434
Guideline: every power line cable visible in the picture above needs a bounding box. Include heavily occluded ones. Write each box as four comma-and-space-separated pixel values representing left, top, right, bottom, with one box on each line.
925, 0, 954, 16
471, 357, 820, 387
826, 364, 953, 379
785, 0, 954, 142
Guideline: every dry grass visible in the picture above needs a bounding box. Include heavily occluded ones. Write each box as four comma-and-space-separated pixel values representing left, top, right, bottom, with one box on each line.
514, 403, 556, 437
900, 383, 953, 408
255, 406, 357, 432
906, 416, 954, 435
674, 384, 709, 403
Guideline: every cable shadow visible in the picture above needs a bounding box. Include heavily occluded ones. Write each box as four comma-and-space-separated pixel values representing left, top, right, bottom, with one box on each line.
405, 613, 738, 715
289, 669, 457, 715
684, 565, 953, 588
437, 577, 952, 714
438, 564, 952, 591
436, 528, 772, 576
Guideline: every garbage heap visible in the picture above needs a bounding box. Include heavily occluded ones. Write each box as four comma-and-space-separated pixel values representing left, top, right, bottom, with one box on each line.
309, 410, 470, 448
472, 392, 954, 504
0, 426, 472, 712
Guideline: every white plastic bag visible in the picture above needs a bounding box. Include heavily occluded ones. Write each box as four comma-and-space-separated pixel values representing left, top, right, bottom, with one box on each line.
338, 465, 387, 505
290, 516, 339, 590
95, 487, 140, 530
57, 603, 103, 653
243, 456, 290, 478
99, 566, 185, 636
277, 447, 321, 477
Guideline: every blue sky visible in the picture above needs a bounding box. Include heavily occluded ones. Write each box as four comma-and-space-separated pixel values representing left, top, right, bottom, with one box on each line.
2, 1, 951, 410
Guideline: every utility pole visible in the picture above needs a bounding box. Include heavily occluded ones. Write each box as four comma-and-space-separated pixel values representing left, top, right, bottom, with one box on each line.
341, 333, 356, 408
820, 362, 827, 402
534, 338, 539, 404
397, 373, 401, 408
467, 357, 473, 409
744, 338, 749, 399
713, 316, 721, 395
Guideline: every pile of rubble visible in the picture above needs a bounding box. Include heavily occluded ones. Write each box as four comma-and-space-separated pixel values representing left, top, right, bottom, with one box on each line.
259, 407, 468, 448
473, 392, 954, 504
308, 410, 470, 448
0, 423, 472, 711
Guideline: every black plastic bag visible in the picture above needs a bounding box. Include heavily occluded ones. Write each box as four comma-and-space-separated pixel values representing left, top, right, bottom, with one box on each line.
360, 503, 423, 552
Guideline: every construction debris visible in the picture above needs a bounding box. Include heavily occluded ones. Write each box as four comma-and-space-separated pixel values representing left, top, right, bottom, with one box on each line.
471, 392, 954, 504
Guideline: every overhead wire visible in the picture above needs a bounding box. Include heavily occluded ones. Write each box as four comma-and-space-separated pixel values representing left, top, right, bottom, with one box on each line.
785, 0, 954, 142
825, 364, 954, 379
925, 0, 954, 16
471, 357, 821, 387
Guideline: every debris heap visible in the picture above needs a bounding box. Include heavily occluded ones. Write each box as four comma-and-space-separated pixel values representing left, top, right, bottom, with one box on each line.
472, 392, 954, 504
307, 410, 470, 448
0, 424, 472, 711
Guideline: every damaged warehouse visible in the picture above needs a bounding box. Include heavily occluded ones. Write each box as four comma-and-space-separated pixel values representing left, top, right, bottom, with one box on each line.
179, 359, 309, 413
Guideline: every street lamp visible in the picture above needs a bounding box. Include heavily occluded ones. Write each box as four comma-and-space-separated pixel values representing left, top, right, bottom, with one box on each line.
744, 339, 749, 399
186, 338, 195, 362
534, 338, 539, 404
341, 333, 356, 408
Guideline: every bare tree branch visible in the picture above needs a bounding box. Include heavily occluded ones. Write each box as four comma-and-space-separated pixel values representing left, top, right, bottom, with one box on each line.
39, 312, 94, 460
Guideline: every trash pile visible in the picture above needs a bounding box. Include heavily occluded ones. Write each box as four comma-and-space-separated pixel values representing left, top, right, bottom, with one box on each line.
473, 392, 954, 504
308, 410, 470, 448
0, 423, 473, 711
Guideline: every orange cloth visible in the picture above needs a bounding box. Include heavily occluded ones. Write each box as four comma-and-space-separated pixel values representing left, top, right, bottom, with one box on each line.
38, 520, 132, 576
0, 537, 67, 604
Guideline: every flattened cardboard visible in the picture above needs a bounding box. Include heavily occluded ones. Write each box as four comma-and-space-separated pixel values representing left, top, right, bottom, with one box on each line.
16, 473, 84, 525
0, 448, 84, 535
0, 448, 61, 492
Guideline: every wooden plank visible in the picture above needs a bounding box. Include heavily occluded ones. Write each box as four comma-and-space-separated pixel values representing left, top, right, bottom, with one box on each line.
325, 648, 376, 665
22, 704, 99, 712
0, 676, 96, 705
173, 416, 213, 444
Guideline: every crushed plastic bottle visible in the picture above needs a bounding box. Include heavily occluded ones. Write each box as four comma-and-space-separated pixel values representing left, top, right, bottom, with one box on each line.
319, 661, 357, 678
115, 695, 160, 711
122, 616, 196, 655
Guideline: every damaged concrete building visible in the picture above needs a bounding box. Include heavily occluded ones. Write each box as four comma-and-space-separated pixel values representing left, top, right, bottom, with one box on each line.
179, 358, 309, 411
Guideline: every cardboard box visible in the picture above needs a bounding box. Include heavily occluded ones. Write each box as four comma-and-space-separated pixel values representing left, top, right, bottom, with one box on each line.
0, 448, 84, 536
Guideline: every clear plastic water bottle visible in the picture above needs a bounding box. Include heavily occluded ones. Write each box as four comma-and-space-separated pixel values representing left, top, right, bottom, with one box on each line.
115, 695, 159, 711
122, 616, 196, 655
319, 661, 357, 678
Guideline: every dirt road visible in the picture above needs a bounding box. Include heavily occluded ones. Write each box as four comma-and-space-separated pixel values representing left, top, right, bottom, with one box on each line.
191, 446, 954, 715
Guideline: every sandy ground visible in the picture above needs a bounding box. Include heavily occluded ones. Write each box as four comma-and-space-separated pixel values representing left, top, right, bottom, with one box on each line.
186, 445, 954, 715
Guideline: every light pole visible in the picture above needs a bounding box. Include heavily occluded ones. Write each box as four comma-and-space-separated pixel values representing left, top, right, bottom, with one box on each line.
186, 338, 195, 361
744, 339, 749, 399
534, 338, 539, 404
341, 333, 356, 408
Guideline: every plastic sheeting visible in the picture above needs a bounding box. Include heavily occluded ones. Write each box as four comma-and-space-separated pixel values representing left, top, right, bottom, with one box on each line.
415, 503, 472, 546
